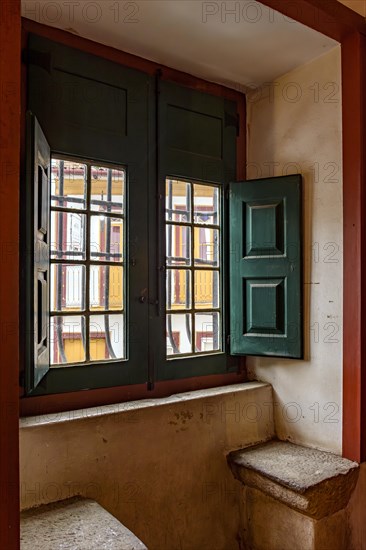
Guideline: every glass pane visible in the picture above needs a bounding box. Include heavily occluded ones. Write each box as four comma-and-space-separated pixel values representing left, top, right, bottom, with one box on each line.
90, 314, 124, 361
51, 159, 86, 210
166, 269, 191, 311
91, 166, 124, 214
194, 227, 219, 267
194, 270, 219, 309
50, 315, 86, 365
166, 225, 191, 266
90, 216, 123, 262
166, 314, 192, 356
195, 312, 221, 352
90, 265, 123, 311
50, 212, 86, 260
50, 264, 85, 312
166, 179, 191, 222
193, 184, 219, 225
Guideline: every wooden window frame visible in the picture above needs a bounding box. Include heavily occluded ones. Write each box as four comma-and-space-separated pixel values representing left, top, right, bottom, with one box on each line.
20, 18, 247, 416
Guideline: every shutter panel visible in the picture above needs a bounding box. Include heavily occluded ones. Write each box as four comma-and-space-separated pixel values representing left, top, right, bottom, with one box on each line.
25, 113, 51, 393
229, 175, 303, 358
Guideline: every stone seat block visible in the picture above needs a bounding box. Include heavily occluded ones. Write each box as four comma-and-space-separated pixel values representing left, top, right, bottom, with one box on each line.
20, 497, 148, 550
228, 440, 359, 519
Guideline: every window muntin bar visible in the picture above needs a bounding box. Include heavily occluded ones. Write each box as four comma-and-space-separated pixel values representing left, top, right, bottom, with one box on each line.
165, 178, 222, 357
50, 157, 126, 367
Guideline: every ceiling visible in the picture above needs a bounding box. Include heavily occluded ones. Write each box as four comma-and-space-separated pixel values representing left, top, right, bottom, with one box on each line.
22, 0, 338, 90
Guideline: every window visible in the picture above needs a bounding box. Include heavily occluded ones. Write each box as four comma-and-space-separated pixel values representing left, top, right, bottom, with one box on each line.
165, 179, 221, 357
50, 158, 126, 366
22, 34, 303, 400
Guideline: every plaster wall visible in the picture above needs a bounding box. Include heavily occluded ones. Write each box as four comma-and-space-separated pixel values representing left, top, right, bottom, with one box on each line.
246, 46, 343, 453
20, 382, 274, 550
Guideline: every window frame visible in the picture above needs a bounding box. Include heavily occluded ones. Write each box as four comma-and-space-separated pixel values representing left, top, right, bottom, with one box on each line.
20, 23, 247, 415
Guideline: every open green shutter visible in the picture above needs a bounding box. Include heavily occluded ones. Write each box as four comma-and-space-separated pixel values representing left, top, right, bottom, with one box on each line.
229, 175, 303, 358
25, 113, 51, 393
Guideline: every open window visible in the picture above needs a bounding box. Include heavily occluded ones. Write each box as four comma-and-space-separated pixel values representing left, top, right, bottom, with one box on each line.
22, 34, 303, 400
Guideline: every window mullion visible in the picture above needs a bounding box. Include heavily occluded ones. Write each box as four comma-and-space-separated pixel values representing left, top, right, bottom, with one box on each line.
85, 164, 91, 363
190, 182, 195, 353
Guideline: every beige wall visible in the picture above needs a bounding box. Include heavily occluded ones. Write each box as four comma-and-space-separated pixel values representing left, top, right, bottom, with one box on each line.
246, 47, 343, 454
337, 0, 366, 16
20, 383, 274, 550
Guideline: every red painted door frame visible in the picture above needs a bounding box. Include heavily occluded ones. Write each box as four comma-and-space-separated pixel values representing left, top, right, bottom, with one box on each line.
0, 1, 21, 549
341, 31, 366, 463
1, 1, 366, 548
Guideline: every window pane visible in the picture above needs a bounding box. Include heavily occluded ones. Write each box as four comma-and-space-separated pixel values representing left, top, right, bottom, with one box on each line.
50, 157, 126, 368
51, 212, 86, 260
50, 315, 86, 365
194, 270, 219, 309
90, 216, 123, 262
166, 225, 191, 266
194, 184, 219, 225
90, 314, 124, 361
194, 227, 219, 267
166, 179, 191, 222
51, 159, 86, 210
91, 166, 124, 214
166, 269, 191, 311
50, 264, 85, 312
195, 313, 220, 352
90, 265, 123, 311
166, 314, 192, 356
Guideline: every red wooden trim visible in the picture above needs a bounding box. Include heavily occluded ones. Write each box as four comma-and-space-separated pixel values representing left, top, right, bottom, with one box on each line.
0, 1, 21, 548
20, 372, 247, 417
342, 31, 366, 462
260, 0, 366, 42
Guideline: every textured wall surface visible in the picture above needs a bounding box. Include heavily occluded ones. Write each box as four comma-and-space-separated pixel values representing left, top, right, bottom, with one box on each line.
246, 46, 343, 454
20, 383, 274, 550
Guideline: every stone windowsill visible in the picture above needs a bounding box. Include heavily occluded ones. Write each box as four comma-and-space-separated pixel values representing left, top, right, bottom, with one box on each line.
20, 381, 270, 428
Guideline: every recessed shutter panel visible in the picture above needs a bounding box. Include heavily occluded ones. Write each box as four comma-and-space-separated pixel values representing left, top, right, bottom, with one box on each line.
25, 113, 51, 392
229, 175, 303, 358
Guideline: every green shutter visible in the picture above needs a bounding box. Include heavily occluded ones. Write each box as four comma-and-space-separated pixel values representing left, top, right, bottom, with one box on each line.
25, 35, 151, 394
229, 175, 303, 358
25, 113, 51, 393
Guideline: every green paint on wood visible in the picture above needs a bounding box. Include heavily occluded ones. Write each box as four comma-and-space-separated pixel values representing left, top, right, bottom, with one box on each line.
229, 175, 303, 358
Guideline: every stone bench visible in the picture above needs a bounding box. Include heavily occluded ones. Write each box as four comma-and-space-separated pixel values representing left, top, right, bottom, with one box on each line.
20, 497, 148, 550
228, 440, 359, 550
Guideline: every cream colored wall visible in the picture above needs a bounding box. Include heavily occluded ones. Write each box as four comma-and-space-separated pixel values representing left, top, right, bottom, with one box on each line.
20, 383, 274, 550
246, 47, 343, 454
337, 0, 366, 16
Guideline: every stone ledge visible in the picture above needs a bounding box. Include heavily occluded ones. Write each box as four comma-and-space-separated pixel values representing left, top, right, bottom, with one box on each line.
20, 382, 270, 427
228, 440, 359, 519
20, 497, 147, 549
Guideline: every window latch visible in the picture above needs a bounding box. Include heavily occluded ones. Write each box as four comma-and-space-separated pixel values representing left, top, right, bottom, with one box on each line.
139, 288, 148, 304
